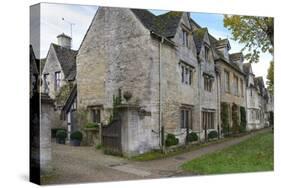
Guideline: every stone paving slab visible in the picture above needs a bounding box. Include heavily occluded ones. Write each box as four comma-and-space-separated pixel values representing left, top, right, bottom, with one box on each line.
110, 164, 152, 177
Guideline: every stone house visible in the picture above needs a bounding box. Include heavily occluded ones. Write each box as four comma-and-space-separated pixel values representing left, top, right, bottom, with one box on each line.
42, 33, 77, 100
254, 76, 268, 129
57, 7, 273, 156
191, 19, 247, 134
243, 63, 261, 130
214, 44, 246, 133
42, 33, 77, 135
77, 7, 203, 155
192, 28, 219, 140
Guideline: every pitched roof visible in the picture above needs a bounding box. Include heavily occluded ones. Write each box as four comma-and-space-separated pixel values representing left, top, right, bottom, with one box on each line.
131, 9, 183, 37
40, 58, 46, 74
192, 28, 208, 53
30, 45, 39, 75
51, 43, 77, 81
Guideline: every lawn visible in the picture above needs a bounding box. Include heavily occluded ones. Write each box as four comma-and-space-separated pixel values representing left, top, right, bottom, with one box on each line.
181, 131, 273, 174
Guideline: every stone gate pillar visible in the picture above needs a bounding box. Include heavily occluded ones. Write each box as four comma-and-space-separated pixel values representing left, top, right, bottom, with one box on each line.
40, 93, 54, 174
118, 104, 140, 157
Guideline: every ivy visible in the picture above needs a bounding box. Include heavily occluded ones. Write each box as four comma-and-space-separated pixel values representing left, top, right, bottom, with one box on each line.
109, 89, 122, 124
240, 106, 247, 132
221, 102, 230, 135
232, 103, 240, 134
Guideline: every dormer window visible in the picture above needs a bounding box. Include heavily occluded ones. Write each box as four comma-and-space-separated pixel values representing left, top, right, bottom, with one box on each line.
205, 45, 210, 62
182, 29, 188, 47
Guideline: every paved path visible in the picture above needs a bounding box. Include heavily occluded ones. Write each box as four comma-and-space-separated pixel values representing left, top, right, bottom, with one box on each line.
131, 128, 271, 177
43, 128, 270, 184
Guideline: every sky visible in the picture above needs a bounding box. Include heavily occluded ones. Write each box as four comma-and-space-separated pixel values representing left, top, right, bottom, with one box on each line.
32, 3, 272, 84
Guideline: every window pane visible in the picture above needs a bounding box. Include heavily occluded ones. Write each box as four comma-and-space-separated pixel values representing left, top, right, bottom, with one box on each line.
181, 66, 184, 83
189, 70, 192, 85
186, 111, 189, 129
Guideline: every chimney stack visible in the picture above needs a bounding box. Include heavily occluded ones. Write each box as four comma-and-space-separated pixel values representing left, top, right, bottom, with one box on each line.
57, 33, 72, 49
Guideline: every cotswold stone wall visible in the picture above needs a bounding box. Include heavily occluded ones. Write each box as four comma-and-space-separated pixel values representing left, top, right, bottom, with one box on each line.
42, 45, 66, 99
160, 14, 200, 144
77, 7, 161, 152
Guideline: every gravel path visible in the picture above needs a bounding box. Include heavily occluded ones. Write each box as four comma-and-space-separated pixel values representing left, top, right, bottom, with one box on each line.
42, 128, 271, 184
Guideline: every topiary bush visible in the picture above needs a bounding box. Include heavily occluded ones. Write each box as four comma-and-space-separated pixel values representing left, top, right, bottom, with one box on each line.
165, 133, 179, 147
51, 128, 66, 138
56, 129, 67, 144
208, 130, 218, 139
70, 131, 83, 141
188, 132, 198, 142
56, 129, 67, 139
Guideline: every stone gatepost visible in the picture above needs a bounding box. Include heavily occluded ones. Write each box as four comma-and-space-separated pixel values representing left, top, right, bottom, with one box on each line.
40, 93, 54, 174
117, 104, 141, 157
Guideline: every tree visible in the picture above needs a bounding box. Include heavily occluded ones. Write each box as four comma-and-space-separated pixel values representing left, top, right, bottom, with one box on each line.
266, 60, 274, 94
224, 16, 273, 63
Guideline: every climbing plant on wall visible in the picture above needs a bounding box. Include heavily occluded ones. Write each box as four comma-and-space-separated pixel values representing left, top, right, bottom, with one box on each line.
240, 106, 247, 132
221, 102, 230, 135
109, 89, 122, 123
232, 103, 240, 134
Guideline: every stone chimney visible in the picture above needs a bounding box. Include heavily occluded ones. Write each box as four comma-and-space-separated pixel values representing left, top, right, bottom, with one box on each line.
57, 33, 72, 49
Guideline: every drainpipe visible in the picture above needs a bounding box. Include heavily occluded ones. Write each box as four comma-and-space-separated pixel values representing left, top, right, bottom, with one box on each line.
245, 78, 248, 131
159, 37, 165, 152
217, 72, 221, 138
197, 55, 202, 142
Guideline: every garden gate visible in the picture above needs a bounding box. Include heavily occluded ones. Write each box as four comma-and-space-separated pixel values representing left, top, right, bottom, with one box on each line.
102, 119, 122, 155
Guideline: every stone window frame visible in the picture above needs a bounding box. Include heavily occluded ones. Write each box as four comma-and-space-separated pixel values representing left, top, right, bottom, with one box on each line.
240, 78, 244, 97
202, 110, 215, 129
88, 105, 103, 124
54, 71, 61, 91
204, 44, 210, 63
43, 73, 49, 93
203, 73, 214, 92
180, 104, 193, 130
233, 74, 239, 96
180, 61, 194, 86
181, 24, 190, 47
224, 70, 230, 93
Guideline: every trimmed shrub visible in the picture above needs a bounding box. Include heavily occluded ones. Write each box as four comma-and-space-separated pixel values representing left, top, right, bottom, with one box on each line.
70, 131, 83, 141
51, 128, 66, 138
165, 133, 179, 147
56, 129, 67, 139
208, 131, 218, 139
188, 132, 198, 142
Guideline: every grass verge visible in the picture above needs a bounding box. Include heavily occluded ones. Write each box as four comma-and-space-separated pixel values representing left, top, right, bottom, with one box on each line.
181, 131, 273, 174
